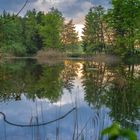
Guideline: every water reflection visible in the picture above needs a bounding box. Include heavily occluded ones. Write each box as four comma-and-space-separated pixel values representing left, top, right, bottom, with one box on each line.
0, 59, 139, 139
82, 61, 140, 131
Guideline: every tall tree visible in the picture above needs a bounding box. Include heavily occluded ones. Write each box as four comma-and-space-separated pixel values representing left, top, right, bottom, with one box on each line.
108, 0, 140, 56
0, 16, 4, 50
82, 6, 105, 53
23, 9, 43, 54
1, 12, 26, 56
39, 8, 64, 49
61, 20, 79, 51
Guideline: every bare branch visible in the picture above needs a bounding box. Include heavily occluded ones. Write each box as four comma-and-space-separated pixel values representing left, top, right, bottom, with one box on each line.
15, 0, 29, 16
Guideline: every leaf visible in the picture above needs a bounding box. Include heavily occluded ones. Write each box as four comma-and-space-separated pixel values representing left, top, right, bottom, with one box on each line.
120, 129, 137, 140
102, 123, 138, 140
102, 122, 120, 136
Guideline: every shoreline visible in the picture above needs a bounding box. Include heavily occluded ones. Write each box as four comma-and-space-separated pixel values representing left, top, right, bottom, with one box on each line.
1, 54, 121, 64
0, 53, 139, 64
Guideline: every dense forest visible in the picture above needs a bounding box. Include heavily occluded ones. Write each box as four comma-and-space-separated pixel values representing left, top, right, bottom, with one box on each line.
83, 0, 140, 57
0, 0, 140, 58
0, 8, 78, 56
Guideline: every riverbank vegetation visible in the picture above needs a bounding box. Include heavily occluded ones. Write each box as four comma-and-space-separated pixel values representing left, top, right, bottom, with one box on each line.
0, 0, 140, 59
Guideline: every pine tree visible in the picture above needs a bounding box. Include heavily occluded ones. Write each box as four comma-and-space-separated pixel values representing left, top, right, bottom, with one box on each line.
61, 20, 78, 51
82, 6, 105, 53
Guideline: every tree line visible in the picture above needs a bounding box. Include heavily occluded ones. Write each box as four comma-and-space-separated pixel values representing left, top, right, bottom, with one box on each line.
0, 8, 78, 56
83, 0, 140, 57
0, 0, 140, 57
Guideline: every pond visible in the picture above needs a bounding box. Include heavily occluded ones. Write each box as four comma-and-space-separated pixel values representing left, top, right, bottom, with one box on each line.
0, 58, 140, 140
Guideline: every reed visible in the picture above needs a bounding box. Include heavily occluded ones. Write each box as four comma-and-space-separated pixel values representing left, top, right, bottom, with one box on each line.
36, 49, 66, 59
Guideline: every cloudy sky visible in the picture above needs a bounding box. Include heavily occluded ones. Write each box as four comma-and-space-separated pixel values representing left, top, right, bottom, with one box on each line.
0, 0, 109, 24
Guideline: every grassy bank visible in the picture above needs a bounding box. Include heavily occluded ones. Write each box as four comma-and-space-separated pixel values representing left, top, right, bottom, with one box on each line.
35, 49, 121, 64
1, 48, 139, 65
36, 49, 66, 59
36, 49, 66, 65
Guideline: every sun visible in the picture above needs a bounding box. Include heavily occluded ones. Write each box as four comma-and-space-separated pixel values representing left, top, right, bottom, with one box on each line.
75, 24, 85, 41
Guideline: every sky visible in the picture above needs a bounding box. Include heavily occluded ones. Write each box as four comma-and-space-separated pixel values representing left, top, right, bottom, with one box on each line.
0, 0, 110, 24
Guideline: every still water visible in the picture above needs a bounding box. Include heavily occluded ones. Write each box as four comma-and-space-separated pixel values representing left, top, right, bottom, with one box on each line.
0, 59, 139, 140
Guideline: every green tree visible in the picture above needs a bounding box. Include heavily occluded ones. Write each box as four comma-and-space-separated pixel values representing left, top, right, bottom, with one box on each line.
0, 12, 26, 56
0, 15, 4, 50
108, 0, 140, 56
23, 9, 43, 54
39, 8, 64, 49
82, 6, 105, 53
61, 20, 79, 51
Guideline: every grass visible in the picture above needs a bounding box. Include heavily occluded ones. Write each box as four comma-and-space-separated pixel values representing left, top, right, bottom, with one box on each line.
36, 48, 66, 65
36, 49, 66, 59
66, 52, 85, 58
36, 49, 121, 65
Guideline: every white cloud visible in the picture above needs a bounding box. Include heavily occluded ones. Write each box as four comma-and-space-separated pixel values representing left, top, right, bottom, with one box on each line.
0, 0, 109, 24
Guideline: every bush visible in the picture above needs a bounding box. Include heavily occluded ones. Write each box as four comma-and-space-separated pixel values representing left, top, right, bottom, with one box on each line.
102, 123, 137, 140
2, 43, 26, 56
36, 48, 66, 59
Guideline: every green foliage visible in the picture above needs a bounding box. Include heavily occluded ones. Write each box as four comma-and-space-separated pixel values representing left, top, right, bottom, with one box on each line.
82, 1, 140, 57
102, 123, 137, 140
0, 12, 26, 56
82, 6, 105, 53
1, 1, 140, 57
23, 9, 43, 54
61, 20, 79, 51
39, 8, 64, 49
106, 0, 140, 56
0, 8, 79, 56
2, 42, 26, 56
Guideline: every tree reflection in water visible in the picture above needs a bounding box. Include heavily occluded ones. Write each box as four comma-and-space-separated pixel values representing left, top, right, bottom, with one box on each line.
0, 59, 139, 139
82, 61, 140, 130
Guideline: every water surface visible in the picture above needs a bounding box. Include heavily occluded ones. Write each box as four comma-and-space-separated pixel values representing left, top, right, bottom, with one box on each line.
0, 59, 140, 140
